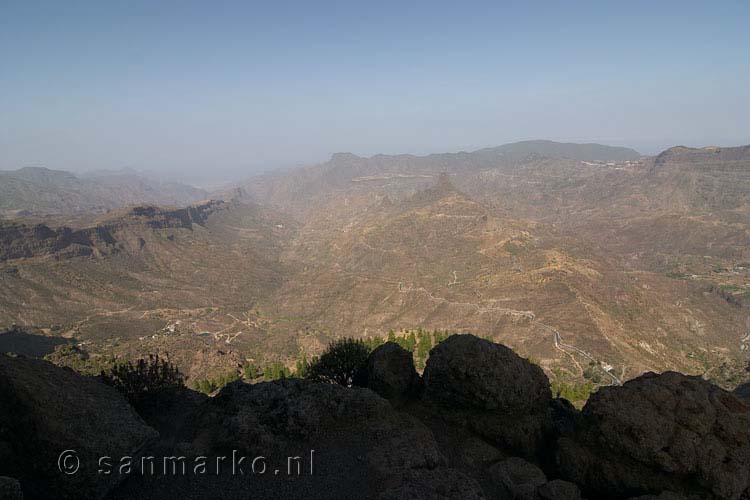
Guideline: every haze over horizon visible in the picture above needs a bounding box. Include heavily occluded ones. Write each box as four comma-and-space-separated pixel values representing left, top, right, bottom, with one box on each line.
2, 0, 749, 183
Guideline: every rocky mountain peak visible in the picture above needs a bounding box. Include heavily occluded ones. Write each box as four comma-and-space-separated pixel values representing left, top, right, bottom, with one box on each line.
329, 152, 363, 164
406, 172, 462, 205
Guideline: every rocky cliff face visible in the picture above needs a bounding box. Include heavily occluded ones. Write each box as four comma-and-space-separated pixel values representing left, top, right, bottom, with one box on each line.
0, 223, 118, 261
122, 200, 226, 229
0, 200, 227, 262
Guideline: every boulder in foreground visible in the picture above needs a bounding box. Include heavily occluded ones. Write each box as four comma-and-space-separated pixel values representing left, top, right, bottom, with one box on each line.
423, 334, 550, 413
557, 371, 750, 500
358, 341, 422, 400
0, 476, 23, 500
421, 334, 552, 456
0, 354, 158, 500
168, 378, 470, 498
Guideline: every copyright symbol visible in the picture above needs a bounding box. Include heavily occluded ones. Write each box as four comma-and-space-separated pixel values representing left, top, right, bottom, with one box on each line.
58, 449, 79, 475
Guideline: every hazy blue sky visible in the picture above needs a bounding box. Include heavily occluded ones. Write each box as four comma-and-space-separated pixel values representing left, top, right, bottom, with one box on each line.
1, 1, 749, 182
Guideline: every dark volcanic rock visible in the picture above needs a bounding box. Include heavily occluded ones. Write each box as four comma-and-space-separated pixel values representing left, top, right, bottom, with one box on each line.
6, 334, 745, 500
195, 378, 444, 469
423, 334, 550, 412
557, 371, 750, 500
422, 334, 552, 456
488, 457, 546, 500
455, 436, 503, 468
175, 378, 458, 498
378, 467, 485, 500
536, 479, 582, 500
0, 354, 158, 500
549, 397, 580, 437
109, 378, 488, 499
734, 382, 750, 401
358, 341, 422, 400
627, 492, 693, 500
0, 476, 23, 500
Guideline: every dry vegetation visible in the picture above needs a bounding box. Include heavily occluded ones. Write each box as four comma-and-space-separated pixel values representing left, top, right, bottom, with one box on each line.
1, 144, 749, 390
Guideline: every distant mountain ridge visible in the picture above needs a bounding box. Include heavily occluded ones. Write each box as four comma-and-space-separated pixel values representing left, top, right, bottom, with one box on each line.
240, 139, 643, 217
319, 140, 641, 174
328, 140, 641, 164
655, 144, 750, 165
476, 139, 641, 162
0, 167, 208, 217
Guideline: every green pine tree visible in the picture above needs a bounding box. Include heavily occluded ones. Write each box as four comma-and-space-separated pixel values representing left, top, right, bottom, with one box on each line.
243, 362, 258, 380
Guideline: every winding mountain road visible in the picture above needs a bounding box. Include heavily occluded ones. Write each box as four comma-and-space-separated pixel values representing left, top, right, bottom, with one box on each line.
537, 322, 622, 385
395, 280, 622, 385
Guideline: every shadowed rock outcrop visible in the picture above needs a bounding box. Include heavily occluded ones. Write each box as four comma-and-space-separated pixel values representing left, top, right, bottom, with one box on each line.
489, 457, 547, 499
0, 476, 23, 500
734, 382, 750, 401
536, 479, 582, 500
488, 457, 583, 500
357, 341, 422, 400
557, 371, 750, 500
0, 200, 227, 262
4, 335, 750, 500
422, 334, 553, 457
184, 378, 445, 468
377, 468, 485, 500
192, 379, 444, 469
112, 378, 474, 500
423, 335, 550, 413
0, 354, 158, 500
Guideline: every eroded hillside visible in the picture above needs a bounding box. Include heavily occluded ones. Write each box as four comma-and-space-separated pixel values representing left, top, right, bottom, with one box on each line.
1, 142, 748, 390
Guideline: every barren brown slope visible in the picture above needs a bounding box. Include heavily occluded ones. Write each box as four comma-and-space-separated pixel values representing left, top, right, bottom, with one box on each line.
236, 143, 750, 387
259, 175, 747, 387
239, 140, 642, 220
1, 143, 748, 390
0, 200, 297, 380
